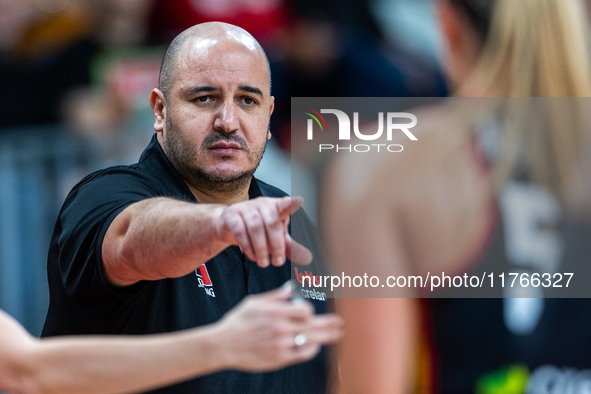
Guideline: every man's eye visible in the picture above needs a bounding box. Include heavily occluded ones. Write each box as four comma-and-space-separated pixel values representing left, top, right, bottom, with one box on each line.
196, 96, 212, 103
241, 97, 256, 105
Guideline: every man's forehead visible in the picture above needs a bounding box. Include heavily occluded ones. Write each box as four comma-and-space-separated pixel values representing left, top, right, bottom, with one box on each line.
174, 38, 270, 90
185, 24, 260, 52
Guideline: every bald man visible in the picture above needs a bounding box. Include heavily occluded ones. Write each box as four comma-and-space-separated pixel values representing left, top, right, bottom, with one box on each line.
41, 22, 338, 393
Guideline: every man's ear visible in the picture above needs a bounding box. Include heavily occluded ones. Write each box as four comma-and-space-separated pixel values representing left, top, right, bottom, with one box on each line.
269, 96, 275, 116
267, 96, 275, 140
149, 89, 166, 133
437, 0, 464, 53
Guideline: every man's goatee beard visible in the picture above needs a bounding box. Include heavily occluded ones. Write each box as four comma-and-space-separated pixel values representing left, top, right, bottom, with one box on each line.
186, 168, 254, 195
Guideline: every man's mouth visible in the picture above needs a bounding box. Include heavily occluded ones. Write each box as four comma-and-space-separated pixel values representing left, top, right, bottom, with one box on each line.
208, 141, 243, 154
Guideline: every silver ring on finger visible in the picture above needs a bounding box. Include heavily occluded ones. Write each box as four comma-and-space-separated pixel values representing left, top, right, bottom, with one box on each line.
294, 333, 307, 348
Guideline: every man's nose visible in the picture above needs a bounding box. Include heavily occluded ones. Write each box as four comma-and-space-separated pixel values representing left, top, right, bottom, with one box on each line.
213, 100, 240, 133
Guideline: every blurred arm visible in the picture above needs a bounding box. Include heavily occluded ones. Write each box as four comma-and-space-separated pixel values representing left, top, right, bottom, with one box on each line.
0, 308, 223, 394
335, 298, 418, 394
0, 285, 343, 394
323, 156, 419, 394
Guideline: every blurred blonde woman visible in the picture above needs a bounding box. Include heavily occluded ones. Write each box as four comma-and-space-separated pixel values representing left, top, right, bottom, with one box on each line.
324, 0, 591, 393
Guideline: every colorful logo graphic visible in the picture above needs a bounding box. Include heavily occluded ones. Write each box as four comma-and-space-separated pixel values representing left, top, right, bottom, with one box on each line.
195, 264, 216, 297
303, 107, 329, 133
196, 264, 212, 287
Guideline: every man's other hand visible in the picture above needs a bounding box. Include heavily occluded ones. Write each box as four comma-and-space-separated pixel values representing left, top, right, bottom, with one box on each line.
214, 283, 343, 372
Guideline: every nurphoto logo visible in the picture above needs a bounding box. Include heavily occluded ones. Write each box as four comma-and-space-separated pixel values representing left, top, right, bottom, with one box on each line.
304, 108, 418, 153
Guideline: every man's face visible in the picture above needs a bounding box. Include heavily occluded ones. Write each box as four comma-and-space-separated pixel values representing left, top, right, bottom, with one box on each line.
160, 38, 274, 193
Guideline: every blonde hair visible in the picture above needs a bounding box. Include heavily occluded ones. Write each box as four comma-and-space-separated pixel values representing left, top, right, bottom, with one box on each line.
462, 0, 591, 97
456, 0, 591, 207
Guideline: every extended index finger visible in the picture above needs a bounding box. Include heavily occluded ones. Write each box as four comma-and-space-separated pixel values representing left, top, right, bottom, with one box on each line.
277, 196, 304, 221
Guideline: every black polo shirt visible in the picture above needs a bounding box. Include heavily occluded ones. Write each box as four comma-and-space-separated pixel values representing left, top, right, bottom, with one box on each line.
42, 134, 328, 394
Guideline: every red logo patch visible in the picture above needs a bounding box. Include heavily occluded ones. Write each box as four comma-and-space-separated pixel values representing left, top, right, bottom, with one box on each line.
197, 264, 213, 286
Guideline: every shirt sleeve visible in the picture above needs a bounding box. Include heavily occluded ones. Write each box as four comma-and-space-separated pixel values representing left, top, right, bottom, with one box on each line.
55, 167, 161, 316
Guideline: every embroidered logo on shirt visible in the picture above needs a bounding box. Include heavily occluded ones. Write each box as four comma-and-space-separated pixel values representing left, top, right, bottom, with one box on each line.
195, 264, 215, 297
294, 267, 327, 302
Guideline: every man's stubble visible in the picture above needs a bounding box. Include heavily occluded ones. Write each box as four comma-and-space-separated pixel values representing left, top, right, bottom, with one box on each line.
162, 114, 267, 195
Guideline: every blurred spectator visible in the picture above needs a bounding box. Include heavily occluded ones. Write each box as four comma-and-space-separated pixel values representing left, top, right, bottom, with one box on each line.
0, 0, 162, 138
271, 0, 448, 152
147, 0, 290, 47
0, 0, 96, 129
61, 0, 161, 141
